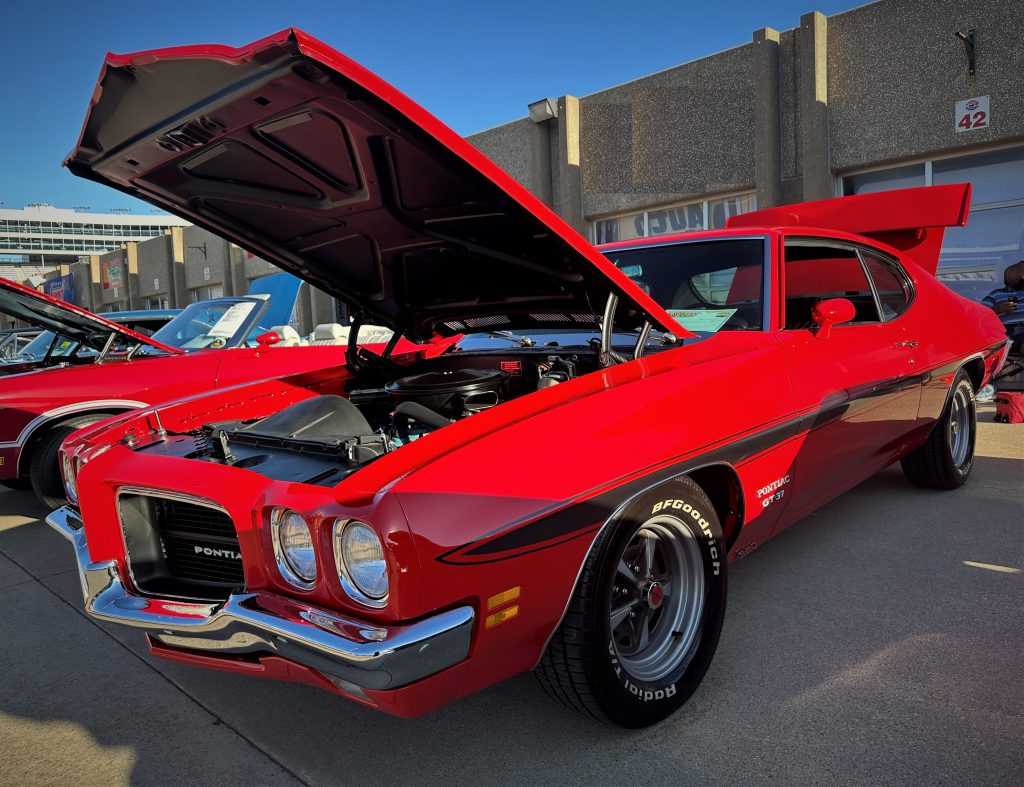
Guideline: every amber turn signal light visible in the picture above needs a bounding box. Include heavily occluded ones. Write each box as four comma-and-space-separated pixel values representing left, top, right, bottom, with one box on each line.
486, 586, 521, 611
485, 605, 519, 629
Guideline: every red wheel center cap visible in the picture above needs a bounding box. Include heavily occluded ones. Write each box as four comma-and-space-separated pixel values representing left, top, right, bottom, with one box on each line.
647, 582, 664, 609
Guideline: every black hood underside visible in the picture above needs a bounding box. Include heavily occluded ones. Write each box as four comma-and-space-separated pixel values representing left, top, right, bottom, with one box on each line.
66, 30, 682, 341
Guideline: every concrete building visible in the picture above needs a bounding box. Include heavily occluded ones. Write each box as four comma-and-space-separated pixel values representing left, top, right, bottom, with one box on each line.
0, 205, 190, 268
10, 0, 1021, 330
468, 0, 1024, 301
38, 226, 336, 335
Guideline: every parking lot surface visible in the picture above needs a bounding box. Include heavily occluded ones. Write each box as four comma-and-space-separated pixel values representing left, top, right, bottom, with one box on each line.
1, 409, 1021, 787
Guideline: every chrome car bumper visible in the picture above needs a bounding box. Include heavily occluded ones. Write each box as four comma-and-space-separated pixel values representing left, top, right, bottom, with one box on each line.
47, 507, 473, 691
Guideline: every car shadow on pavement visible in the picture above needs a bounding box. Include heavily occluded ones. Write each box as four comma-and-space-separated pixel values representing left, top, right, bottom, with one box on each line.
1, 458, 1022, 786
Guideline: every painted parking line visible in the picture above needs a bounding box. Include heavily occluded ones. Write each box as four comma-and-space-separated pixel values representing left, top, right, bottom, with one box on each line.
962, 561, 1022, 574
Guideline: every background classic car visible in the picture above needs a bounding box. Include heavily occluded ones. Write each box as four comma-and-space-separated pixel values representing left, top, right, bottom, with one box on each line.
0, 327, 41, 360
51, 30, 1007, 728
0, 275, 355, 505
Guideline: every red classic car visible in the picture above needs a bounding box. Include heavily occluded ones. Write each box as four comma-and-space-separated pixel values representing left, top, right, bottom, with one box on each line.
0, 277, 390, 506
50, 30, 1009, 728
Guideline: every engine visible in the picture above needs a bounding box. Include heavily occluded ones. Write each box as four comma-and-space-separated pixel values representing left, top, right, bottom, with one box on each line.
139, 350, 588, 486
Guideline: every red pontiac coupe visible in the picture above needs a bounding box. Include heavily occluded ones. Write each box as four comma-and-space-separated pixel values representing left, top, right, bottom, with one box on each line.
51, 30, 1009, 728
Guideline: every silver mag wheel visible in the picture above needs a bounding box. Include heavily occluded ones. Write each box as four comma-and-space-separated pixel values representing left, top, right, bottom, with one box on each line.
536, 475, 728, 728
901, 369, 976, 490
948, 383, 973, 469
610, 517, 705, 683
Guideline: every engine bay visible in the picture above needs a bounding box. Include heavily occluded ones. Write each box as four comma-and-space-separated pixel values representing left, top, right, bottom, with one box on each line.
139, 348, 595, 486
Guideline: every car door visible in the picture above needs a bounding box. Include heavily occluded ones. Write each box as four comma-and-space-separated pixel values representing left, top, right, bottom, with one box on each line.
773, 237, 921, 527
603, 233, 800, 551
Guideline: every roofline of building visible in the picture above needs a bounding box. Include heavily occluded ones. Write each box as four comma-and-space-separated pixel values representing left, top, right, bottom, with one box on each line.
469, 0, 885, 138
0, 205, 190, 224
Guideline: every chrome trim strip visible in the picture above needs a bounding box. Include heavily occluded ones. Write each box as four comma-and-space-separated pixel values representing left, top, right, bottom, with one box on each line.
0, 400, 147, 474
48, 507, 474, 691
117, 485, 232, 510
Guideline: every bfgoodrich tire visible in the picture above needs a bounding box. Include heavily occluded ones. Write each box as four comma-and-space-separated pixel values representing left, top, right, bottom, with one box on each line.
901, 371, 976, 490
536, 476, 727, 728
29, 415, 105, 509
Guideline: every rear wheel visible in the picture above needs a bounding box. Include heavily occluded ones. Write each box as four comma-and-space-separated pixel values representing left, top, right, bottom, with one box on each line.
901, 371, 976, 489
536, 476, 727, 727
29, 415, 105, 509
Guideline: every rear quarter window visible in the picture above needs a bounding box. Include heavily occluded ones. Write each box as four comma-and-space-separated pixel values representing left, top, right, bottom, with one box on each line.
861, 250, 913, 320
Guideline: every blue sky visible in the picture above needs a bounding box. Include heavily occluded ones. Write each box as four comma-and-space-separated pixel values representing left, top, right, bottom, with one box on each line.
1, 0, 857, 212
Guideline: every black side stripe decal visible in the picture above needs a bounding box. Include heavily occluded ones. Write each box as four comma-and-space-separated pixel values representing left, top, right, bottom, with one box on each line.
436, 355, 978, 566
437, 415, 802, 565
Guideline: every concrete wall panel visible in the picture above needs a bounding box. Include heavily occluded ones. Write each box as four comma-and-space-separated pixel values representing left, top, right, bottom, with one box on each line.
580, 44, 756, 218
468, 118, 541, 196
828, 0, 1024, 172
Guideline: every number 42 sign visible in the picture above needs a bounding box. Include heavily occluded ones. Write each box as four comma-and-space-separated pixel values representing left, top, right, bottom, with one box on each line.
955, 96, 990, 133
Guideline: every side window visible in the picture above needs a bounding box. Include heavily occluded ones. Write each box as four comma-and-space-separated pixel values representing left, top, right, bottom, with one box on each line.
784, 242, 881, 330
862, 250, 912, 320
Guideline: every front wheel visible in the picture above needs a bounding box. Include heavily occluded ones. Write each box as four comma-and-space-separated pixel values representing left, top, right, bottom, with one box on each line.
29, 415, 105, 509
901, 370, 976, 489
536, 476, 727, 727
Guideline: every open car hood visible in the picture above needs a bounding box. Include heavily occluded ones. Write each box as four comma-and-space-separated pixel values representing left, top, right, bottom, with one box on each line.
0, 277, 182, 355
65, 29, 688, 341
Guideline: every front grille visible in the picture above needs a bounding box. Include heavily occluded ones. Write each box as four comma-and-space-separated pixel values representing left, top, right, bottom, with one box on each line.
119, 492, 244, 600
153, 498, 245, 586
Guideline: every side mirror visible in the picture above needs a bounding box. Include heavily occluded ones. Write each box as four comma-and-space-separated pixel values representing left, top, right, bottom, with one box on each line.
255, 331, 280, 349
812, 298, 856, 340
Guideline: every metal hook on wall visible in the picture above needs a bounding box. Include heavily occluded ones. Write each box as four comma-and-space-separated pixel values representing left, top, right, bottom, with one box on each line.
955, 29, 976, 76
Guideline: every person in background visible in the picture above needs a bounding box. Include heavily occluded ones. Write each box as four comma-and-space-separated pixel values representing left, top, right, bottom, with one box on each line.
982, 261, 1024, 351
976, 261, 1024, 402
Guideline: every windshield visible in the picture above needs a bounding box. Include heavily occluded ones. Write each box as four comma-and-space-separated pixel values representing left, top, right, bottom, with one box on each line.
14, 330, 77, 360
0, 332, 36, 359
454, 328, 665, 352
604, 238, 766, 335
455, 238, 767, 351
150, 299, 264, 350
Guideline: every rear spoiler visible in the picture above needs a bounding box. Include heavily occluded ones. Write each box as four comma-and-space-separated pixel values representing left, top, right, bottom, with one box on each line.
726, 184, 972, 276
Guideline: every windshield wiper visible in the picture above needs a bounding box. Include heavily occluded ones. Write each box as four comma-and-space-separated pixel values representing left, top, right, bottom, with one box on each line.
487, 331, 535, 347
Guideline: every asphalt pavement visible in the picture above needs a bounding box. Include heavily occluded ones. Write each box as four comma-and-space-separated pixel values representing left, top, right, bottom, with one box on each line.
1, 407, 1021, 787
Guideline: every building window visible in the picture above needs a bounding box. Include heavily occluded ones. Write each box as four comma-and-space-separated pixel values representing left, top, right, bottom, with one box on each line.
594, 210, 648, 244
145, 296, 168, 310
842, 164, 925, 196
841, 146, 1024, 301
593, 192, 756, 245
189, 285, 223, 303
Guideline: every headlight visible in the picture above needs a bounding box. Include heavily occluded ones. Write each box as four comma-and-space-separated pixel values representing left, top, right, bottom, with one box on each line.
61, 452, 78, 503
271, 508, 317, 588
335, 520, 388, 605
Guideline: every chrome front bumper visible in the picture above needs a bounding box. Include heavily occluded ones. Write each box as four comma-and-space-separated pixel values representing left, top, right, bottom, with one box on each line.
47, 507, 473, 691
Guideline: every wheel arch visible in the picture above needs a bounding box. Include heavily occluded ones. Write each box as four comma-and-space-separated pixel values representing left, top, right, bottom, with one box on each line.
931, 359, 984, 428
961, 356, 985, 393
15, 400, 146, 477
533, 463, 741, 669
685, 463, 745, 553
